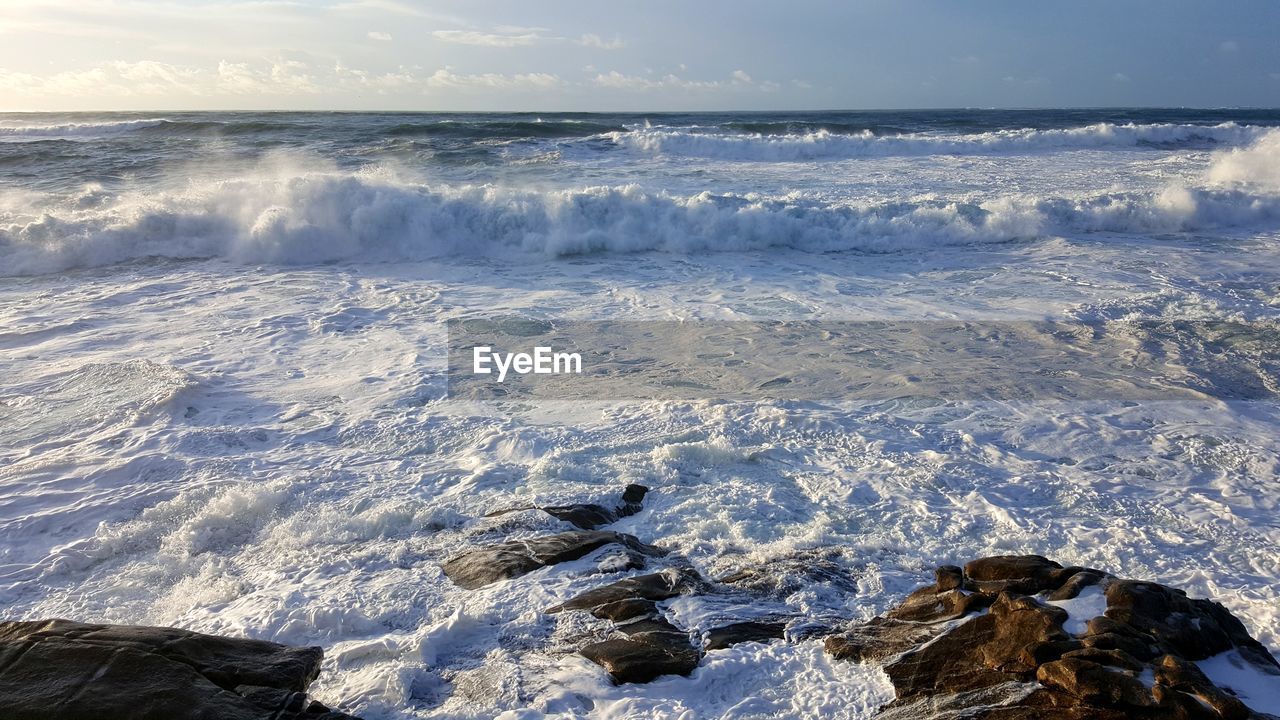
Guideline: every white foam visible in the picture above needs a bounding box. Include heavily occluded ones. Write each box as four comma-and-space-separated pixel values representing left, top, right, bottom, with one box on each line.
0, 118, 168, 140
1044, 584, 1109, 635
1196, 650, 1280, 715
607, 122, 1268, 162
3, 150, 1280, 277
1207, 129, 1280, 192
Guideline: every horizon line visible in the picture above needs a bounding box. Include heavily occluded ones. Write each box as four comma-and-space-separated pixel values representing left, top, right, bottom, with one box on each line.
3, 105, 1280, 114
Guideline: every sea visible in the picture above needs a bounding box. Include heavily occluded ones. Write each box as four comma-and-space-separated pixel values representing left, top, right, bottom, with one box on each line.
2, 109, 1280, 717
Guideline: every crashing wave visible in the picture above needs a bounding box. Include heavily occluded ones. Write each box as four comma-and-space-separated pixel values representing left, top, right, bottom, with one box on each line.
604, 122, 1271, 161
0, 119, 171, 140
3, 129, 1280, 277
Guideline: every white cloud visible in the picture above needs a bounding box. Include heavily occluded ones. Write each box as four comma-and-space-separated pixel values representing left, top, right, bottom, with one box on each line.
0, 58, 563, 99
431, 29, 543, 48
578, 33, 624, 50
424, 67, 561, 90
429, 26, 624, 50
494, 25, 550, 34
367, 31, 392, 42
1113, 72, 1131, 83
592, 69, 781, 93
1220, 39, 1240, 53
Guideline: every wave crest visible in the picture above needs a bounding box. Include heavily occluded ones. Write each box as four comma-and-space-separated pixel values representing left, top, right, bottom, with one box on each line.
605, 122, 1269, 161
0, 119, 170, 140
3, 177, 1279, 277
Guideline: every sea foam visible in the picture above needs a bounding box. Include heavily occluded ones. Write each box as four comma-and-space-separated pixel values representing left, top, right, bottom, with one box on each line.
605, 122, 1269, 161
2, 129, 1280, 277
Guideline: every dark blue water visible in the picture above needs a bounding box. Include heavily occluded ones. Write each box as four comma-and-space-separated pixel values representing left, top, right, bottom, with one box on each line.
3, 109, 1278, 193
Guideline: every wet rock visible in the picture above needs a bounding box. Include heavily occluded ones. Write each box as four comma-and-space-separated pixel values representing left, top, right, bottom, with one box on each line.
825, 555, 1280, 720
703, 621, 787, 651
486, 484, 650, 530
963, 555, 1078, 595
882, 591, 1074, 701
546, 567, 704, 617
716, 547, 861, 598
549, 567, 706, 682
1036, 656, 1156, 708
824, 616, 949, 663
579, 633, 701, 684
442, 530, 665, 589
0, 619, 360, 720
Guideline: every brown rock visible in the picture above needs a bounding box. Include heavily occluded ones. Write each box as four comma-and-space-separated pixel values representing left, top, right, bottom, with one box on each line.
1036, 657, 1155, 707
0, 619, 359, 720
485, 484, 650, 530
546, 567, 702, 614
579, 634, 700, 684
442, 531, 665, 589
824, 617, 947, 663
703, 621, 787, 651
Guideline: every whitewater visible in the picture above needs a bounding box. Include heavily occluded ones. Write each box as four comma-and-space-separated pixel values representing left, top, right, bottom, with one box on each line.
2, 109, 1280, 718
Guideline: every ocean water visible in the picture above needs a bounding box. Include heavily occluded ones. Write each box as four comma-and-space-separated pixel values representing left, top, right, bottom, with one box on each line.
2, 109, 1280, 717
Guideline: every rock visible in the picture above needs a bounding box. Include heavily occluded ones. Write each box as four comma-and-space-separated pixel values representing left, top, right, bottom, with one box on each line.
442, 530, 666, 589
703, 621, 787, 651
546, 567, 704, 617
825, 555, 1280, 720
716, 547, 861, 598
485, 484, 650, 530
885, 585, 993, 623
824, 616, 948, 663
963, 555, 1077, 595
0, 619, 360, 720
548, 567, 707, 682
578, 633, 701, 684
1036, 657, 1156, 707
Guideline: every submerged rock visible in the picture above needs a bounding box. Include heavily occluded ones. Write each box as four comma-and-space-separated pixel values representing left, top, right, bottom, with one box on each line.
549, 567, 707, 683
486, 484, 650, 530
0, 619, 359, 720
442, 530, 666, 589
547, 567, 705, 619
703, 621, 788, 651
579, 633, 701, 685
825, 555, 1280, 719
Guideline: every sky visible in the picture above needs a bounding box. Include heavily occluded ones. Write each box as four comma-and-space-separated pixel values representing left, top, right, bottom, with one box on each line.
0, 0, 1278, 111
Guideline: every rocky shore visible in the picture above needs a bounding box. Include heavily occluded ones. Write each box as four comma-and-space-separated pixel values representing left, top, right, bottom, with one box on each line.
4, 483, 1277, 718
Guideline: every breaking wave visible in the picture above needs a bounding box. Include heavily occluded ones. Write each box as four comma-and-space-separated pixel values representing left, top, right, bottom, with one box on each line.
606, 122, 1270, 161
0, 119, 170, 140
3, 129, 1280, 277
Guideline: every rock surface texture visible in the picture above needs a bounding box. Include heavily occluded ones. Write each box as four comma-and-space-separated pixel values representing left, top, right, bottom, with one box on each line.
485, 484, 650, 530
442, 530, 666, 590
825, 555, 1280, 719
0, 619, 360, 720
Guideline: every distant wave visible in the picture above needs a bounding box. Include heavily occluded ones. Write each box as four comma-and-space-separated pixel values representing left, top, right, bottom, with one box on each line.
4, 129, 1280, 277
0, 119, 170, 140
604, 122, 1270, 161
383, 119, 626, 139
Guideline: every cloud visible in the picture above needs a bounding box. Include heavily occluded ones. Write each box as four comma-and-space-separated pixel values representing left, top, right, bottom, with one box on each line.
429, 26, 624, 50
1113, 72, 1131, 83
1220, 39, 1240, 53
367, 31, 392, 42
431, 29, 543, 48
331, 0, 440, 19
423, 67, 561, 90
578, 33, 624, 50
591, 69, 782, 92
0, 58, 563, 99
